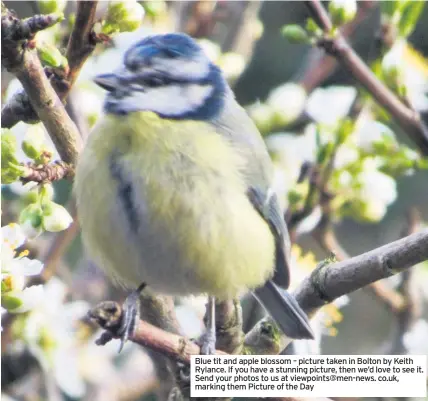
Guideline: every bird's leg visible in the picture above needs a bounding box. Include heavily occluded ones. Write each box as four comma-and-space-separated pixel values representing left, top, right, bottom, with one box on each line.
199, 296, 217, 355
117, 282, 146, 353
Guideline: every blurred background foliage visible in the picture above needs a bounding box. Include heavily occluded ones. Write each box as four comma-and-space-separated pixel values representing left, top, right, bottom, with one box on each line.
1, 1, 428, 400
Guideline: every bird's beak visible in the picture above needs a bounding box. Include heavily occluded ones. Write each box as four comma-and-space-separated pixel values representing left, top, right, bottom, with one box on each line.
93, 73, 119, 92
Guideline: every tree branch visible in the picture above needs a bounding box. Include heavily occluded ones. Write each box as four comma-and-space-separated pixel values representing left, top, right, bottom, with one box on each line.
88, 301, 227, 364
2, 2, 99, 130
304, 0, 428, 156
20, 160, 75, 183
89, 230, 428, 359
1, 5, 83, 163
296, 229, 428, 315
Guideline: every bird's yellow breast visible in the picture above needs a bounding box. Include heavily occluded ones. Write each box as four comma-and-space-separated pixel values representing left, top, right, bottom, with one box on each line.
75, 111, 275, 299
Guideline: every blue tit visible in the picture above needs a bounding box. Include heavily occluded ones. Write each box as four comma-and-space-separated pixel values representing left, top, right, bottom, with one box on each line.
74, 33, 314, 353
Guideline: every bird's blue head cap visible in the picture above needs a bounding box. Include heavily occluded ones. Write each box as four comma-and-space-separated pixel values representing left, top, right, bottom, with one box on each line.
95, 33, 227, 120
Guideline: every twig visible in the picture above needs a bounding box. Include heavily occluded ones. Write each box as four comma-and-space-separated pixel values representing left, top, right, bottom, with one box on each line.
304, 0, 428, 155
2, 1, 99, 130
61, 1, 98, 92
246, 229, 428, 351
20, 160, 75, 184
312, 213, 405, 312
88, 301, 227, 364
299, 1, 376, 92
1, 4, 83, 163
89, 230, 428, 359
296, 229, 428, 315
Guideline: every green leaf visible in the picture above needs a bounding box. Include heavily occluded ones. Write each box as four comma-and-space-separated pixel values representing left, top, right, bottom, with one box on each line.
1, 130, 24, 183
398, 1, 425, 38
2, 294, 23, 311
281, 24, 309, 44
37, 42, 64, 68
380, 1, 400, 19
305, 18, 320, 35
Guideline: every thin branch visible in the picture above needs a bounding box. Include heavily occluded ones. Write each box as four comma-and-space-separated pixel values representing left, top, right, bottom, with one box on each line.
62, 1, 98, 92
88, 301, 227, 364
304, 0, 428, 156
1, 2, 98, 135
299, 1, 376, 92
295, 229, 428, 315
89, 230, 428, 359
312, 213, 406, 312
1, 5, 83, 163
20, 160, 75, 184
246, 229, 428, 351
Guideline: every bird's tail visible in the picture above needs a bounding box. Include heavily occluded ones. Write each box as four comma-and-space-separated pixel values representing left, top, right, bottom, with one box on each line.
253, 280, 314, 340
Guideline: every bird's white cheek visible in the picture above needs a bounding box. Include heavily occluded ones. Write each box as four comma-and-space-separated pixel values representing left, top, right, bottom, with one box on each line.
124, 84, 214, 116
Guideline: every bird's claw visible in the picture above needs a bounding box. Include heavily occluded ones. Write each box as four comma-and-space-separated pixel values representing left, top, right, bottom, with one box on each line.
116, 283, 146, 353
197, 329, 217, 355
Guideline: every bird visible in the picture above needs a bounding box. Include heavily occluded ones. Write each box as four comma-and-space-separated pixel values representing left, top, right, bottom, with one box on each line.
74, 32, 314, 354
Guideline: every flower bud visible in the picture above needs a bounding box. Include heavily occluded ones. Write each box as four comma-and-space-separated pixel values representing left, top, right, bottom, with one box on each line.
281, 25, 309, 44
2, 129, 25, 183
38, 0, 67, 14
42, 202, 73, 232
329, 0, 357, 26
22, 124, 47, 160
19, 204, 44, 238
102, 1, 145, 35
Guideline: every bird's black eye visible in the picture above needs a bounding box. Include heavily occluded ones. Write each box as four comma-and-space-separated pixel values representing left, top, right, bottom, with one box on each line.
145, 76, 165, 87
126, 60, 139, 72
164, 48, 181, 58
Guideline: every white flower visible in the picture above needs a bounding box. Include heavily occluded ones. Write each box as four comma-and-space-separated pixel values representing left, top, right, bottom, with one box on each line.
354, 120, 396, 152
358, 161, 397, 206
2, 223, 26, 250
266, 83, 307, 126
356, 160, 397, 221
334, 144, 359, 168
306, 86, 357, 126
1, 224, 44, 313
23, 278, 90, 398
6, 285, 44, 313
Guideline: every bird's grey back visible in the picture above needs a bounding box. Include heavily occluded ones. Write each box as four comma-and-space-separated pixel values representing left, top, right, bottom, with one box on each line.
212, 88, 274, 191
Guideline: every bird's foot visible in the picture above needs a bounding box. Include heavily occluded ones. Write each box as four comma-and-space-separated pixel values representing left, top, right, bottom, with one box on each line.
197, 328, 217, 355
117, 282, 146, 353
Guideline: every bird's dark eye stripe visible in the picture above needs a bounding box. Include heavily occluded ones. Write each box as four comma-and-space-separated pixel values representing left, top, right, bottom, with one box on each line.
144, 76, 166, 87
